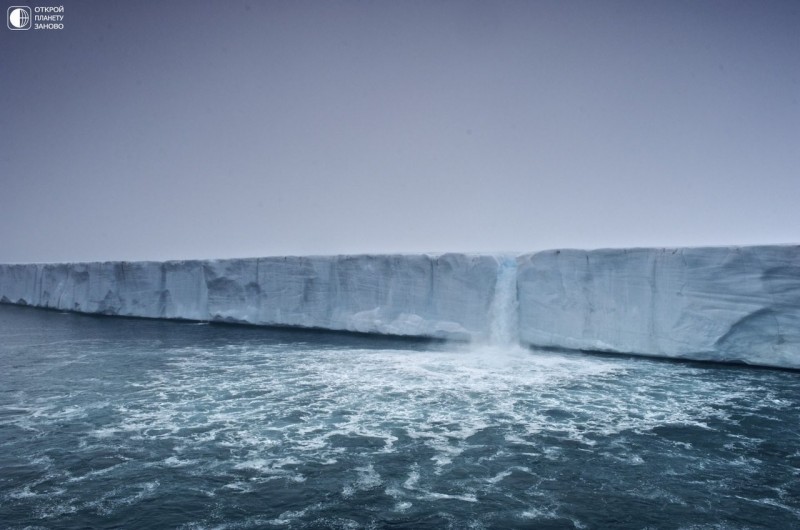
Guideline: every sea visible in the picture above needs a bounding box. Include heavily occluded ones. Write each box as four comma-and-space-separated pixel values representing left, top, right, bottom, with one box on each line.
0, 304, 798, 529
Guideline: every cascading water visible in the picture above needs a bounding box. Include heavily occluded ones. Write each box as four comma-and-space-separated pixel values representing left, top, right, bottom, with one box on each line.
2, 283, 799, 528
487, 256, 520, 348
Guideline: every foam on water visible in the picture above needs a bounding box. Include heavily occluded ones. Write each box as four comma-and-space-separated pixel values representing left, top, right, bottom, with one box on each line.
1, 306, 799, 528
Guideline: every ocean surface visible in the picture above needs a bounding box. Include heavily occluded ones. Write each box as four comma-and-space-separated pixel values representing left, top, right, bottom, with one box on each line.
0, 305, 798, 529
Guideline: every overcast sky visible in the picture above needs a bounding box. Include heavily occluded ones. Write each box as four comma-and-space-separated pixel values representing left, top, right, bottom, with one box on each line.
1, 0, 798, 263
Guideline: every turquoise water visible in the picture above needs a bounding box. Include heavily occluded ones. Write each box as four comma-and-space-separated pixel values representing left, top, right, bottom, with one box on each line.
0, 304, 798, 528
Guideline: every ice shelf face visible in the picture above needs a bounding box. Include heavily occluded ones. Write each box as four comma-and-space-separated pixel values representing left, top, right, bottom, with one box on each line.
0, 255, 499, 341
1, 246, 798, 368
516, 246, 800, 369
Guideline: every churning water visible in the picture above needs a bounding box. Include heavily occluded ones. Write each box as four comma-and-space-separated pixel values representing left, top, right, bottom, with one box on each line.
1, 304, 799, 529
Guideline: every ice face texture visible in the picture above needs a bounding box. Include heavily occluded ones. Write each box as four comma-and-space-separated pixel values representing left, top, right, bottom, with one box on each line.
0, 254, 498, 341
1, 246, 798, 368
516, 246, 800, 369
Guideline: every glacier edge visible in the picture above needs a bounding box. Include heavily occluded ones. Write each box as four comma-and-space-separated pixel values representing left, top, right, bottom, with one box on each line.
0, 246, 798, 369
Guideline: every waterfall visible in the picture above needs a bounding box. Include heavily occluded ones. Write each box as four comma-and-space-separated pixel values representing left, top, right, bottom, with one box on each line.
488, 256, 519, 347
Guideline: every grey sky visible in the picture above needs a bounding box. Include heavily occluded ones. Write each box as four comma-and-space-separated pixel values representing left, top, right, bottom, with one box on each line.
1, 0, 798, 263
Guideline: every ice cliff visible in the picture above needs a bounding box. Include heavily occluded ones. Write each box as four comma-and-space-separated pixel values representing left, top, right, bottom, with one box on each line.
0, 246, 798, 369
517, 246, 800, 369
0, 255, 498, 341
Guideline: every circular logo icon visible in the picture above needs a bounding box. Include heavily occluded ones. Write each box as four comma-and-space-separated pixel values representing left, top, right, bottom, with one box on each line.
8, 7, 31, 30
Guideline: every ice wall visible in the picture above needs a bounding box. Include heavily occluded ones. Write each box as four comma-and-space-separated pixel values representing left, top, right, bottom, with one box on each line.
0, 255, 499, 341
517, 246, 800, 369
1, 246, 798, 368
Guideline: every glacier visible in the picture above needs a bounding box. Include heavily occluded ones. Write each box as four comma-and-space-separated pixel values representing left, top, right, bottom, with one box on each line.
0, 255, 499, 341
517, 246, 800, 369
0, 245, 798, 369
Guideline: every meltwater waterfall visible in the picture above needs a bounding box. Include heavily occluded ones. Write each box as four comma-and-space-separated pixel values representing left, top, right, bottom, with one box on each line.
2, 298, 800, 528
487, 256, 519, 347
1, 245, 799, 368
